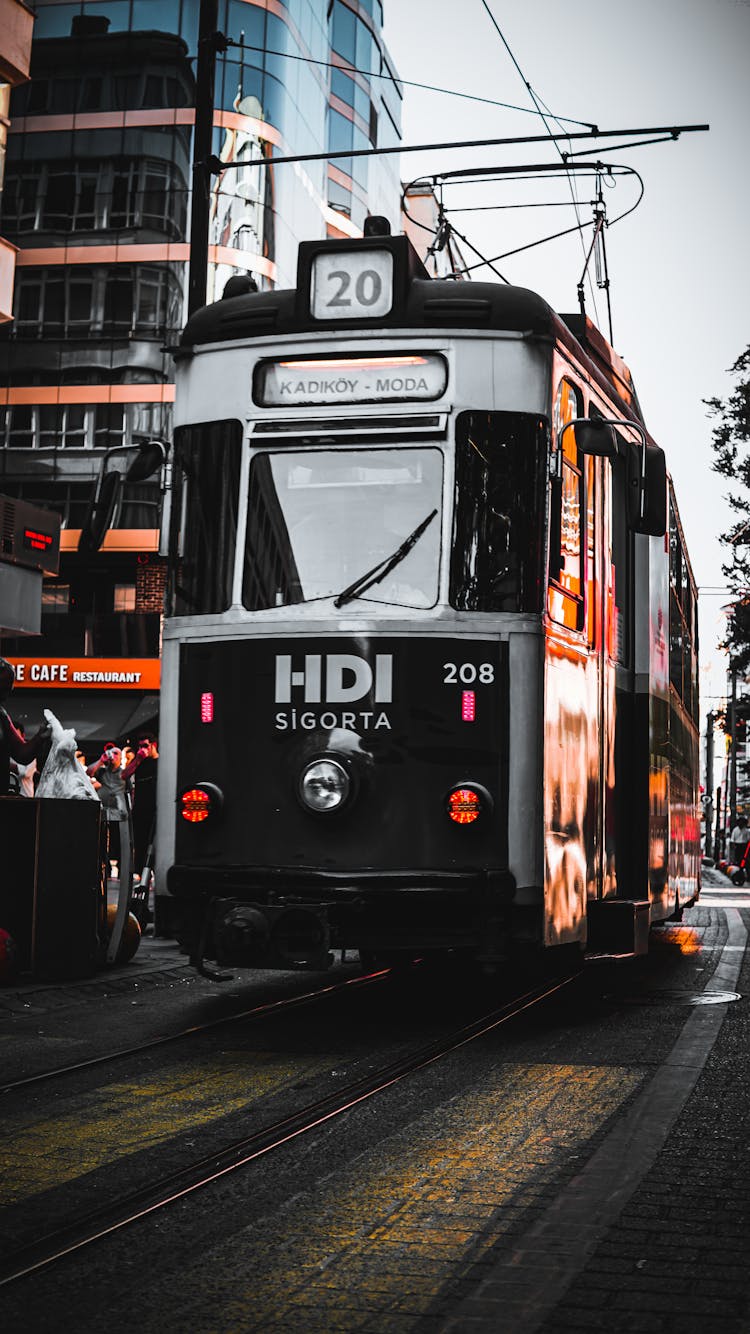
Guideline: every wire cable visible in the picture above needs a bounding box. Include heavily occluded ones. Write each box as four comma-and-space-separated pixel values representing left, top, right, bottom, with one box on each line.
223, 36, 598, 129
478, 0, 599, 317
400, 180, 511, 282
448, 164, 644, 276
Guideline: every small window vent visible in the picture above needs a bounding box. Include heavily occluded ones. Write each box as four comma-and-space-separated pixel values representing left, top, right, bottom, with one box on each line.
220, 305, 278, 333
250, 413, 447, 440
422, 298, 492, 324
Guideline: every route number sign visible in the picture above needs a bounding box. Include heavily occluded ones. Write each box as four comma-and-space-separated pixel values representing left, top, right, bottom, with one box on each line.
310, 249, 394, 321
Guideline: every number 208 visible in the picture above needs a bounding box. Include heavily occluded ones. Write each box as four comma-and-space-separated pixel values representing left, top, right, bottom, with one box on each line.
443, 662, 495, 685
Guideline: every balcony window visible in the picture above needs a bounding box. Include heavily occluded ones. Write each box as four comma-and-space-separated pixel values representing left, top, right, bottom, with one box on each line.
104, 275, 135, 332
8, 406, 33, 449
94, 405, 126, 451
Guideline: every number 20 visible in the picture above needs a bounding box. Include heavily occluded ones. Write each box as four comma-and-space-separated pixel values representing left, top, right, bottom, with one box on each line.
443, 662, 495, 684
327, 269, 383, 309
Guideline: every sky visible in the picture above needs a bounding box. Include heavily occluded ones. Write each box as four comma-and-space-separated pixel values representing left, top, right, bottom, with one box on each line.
382, 0, 750, 724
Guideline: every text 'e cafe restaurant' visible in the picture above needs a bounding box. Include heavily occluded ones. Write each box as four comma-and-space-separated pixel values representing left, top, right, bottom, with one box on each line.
7, 656, 161, 755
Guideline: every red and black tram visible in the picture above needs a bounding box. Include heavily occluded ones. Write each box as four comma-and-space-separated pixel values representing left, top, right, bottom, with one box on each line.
155, 223, 700, 977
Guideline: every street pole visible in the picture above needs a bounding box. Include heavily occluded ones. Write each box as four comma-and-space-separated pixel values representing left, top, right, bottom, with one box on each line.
188, 0, 220, 319
715, 785, 723, 860
705, 710, 714, 858
729, 661, 738, 833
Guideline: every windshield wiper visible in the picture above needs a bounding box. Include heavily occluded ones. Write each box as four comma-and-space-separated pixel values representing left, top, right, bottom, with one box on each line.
333, 508, 438, 610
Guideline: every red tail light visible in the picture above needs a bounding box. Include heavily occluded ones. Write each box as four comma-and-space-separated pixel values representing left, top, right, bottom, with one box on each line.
180, 782, 224, 824
180, 779, 229, 816
181, 786, 213, 823
447, 786, 482, 825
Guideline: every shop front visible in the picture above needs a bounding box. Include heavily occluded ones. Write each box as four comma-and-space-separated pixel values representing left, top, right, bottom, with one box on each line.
6, 655, 160, 754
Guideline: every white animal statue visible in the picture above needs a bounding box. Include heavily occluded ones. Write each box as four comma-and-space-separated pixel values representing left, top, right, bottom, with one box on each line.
35, 710, 100, 802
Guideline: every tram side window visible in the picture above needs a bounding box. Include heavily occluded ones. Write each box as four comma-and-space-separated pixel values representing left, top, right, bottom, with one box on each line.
168, 420, 242, 615
548, 379, 584, 631
668, 498, 698, 722
609, 426, 632, 666
449, 411, 547, 614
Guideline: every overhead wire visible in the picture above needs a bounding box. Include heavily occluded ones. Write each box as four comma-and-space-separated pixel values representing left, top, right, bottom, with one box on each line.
401, 159, 644, 281
477, 0, 601, 319
448, 201, 586, 211
401, 178, 511, 282
223, 36, 597, 128
447, 164, 644, 276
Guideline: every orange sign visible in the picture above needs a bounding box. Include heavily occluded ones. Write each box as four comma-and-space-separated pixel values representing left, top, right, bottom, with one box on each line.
8, 658, 161, 690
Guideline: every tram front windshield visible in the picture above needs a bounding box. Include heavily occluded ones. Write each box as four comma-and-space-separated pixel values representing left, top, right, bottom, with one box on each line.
243, 448, 443, 610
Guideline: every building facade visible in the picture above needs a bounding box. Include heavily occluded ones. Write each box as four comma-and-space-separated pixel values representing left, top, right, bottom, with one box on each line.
0, 0, 402, 745
0, 0, 35, 324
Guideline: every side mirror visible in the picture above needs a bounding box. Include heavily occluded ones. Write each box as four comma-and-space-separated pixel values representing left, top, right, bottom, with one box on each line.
125, 439, 167, 483
78, 469, 122, 553
570, 419, 617, 458
560, 417, 667, 537
78, 440, 168, 553
627, 441, 667, 537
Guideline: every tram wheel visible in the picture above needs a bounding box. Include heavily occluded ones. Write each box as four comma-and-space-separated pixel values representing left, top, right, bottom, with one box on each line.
534, 941, 585, 981
667, 892, 685, 921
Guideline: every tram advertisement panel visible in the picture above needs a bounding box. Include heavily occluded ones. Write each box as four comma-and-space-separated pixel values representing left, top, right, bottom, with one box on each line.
176, 637, 507, 873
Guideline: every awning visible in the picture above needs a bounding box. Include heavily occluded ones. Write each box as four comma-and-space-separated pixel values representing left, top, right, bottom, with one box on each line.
8, 691, 160, 747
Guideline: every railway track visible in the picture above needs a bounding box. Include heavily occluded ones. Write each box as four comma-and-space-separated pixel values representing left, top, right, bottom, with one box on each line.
0, 961, 389, 1096
0, 971, 576, 1288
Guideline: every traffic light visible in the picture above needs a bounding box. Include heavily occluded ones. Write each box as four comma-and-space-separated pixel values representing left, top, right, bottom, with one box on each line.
736, 716, 747, 745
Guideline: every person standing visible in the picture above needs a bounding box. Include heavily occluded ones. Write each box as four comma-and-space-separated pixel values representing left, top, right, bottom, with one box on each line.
124, 733, 159, 875
729, 815, 749, 866
87, 744, 130, 872
0, 659, 47, 795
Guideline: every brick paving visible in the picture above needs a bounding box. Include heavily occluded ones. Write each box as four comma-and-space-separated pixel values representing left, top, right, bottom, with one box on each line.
441, 890, 750, 1334
2, 871, 748, 1333
533, 918, 750, 1334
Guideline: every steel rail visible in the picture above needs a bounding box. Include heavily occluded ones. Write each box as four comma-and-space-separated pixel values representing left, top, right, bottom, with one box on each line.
0, 972, 576, 1287
0, 964, 390, 1097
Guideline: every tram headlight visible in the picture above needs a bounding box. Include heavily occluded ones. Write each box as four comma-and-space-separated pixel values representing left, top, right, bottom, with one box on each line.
446, 784, 492, 826
298, 759, 350, 814
180, 782, 224, 824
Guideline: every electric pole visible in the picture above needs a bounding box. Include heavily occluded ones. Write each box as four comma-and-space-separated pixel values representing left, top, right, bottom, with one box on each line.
705, 710, 714, 858
188, 0, 220, 318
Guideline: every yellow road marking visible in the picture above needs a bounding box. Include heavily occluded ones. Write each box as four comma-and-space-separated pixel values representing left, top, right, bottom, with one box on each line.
164, 1062, 644, 1332
0, 1051, 334, 1205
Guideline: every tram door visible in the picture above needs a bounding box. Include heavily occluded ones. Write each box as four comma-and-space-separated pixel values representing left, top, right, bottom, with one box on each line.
586, 439, 630, 904
588, 452, 618, 901
545, 378, 611, 940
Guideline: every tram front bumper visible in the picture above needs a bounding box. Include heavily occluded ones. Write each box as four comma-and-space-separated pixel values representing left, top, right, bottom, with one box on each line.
167, 866, 517, 967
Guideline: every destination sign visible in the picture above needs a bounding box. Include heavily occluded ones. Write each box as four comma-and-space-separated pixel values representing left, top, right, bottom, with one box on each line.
255, 354, 447, 407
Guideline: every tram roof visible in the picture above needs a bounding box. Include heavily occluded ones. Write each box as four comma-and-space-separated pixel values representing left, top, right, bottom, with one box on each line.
179, 277, 643, 424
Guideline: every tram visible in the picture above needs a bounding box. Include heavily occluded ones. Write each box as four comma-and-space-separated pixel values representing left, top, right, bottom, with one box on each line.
156, 220, 700, 978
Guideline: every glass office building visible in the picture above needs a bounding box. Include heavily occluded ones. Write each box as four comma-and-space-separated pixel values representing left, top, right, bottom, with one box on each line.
0, 0, 402, 742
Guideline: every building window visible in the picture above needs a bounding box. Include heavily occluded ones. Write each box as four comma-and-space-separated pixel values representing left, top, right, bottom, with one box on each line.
7, 406, 34, 449
42, 584, 70, 614
4, 158, 187, 240
113, 584, 137, 613
94, 405, 126, 450
14, 265, 183, 339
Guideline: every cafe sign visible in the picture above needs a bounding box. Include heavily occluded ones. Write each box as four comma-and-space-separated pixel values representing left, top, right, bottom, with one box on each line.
8, 658, 161, 690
